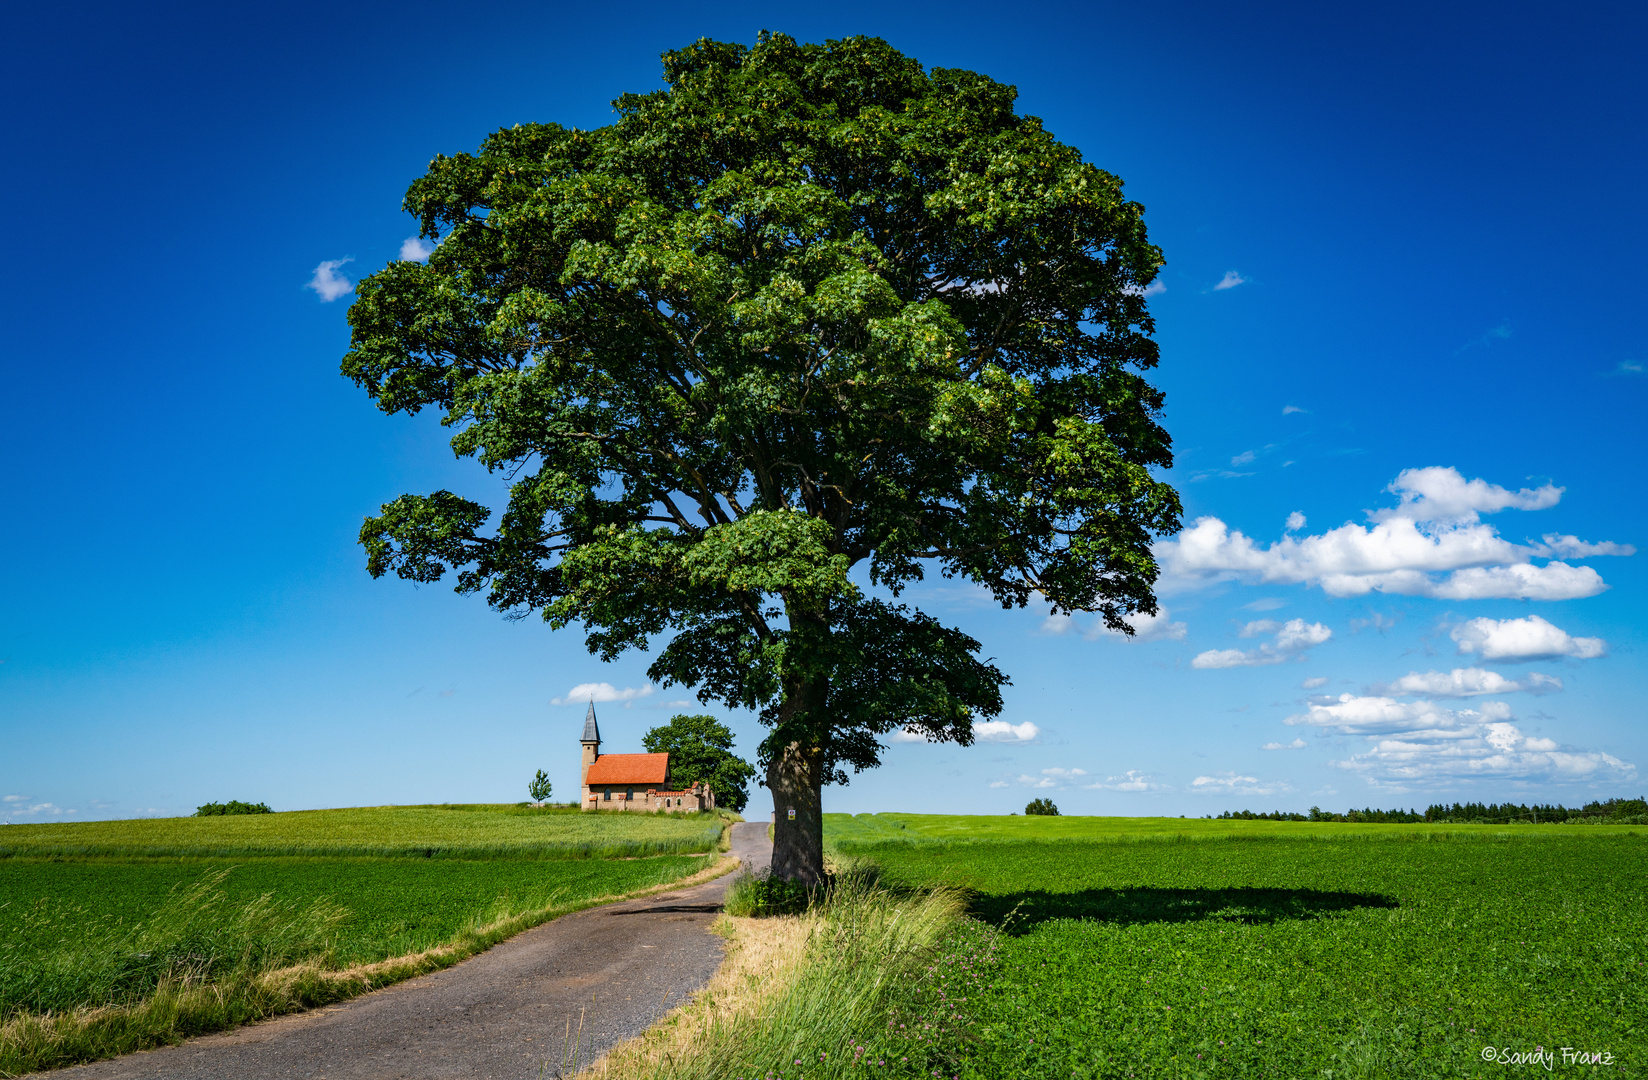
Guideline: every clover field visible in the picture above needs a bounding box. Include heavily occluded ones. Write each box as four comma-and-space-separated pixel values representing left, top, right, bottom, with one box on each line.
828, 817, 1646, 1080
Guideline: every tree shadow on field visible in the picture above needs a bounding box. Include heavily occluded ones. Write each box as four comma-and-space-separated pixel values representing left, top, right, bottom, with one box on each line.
974, 886, 1398, 934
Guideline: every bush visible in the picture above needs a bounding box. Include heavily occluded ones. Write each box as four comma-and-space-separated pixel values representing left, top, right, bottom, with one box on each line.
1025, 797, 1060, 816
194, 801, 272, 817
723, 871, 816, 918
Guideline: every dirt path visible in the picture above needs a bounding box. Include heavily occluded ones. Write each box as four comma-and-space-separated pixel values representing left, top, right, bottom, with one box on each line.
52, 821, 772, 1080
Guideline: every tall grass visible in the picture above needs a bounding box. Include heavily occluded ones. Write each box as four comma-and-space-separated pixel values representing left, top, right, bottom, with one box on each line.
0, 869, 345, 1017
0, 857, 737, 1076
587, 863, 982, 1080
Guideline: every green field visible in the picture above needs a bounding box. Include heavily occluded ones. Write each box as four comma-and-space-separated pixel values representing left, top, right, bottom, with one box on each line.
0, 805, 729, 1074
0, 804, 724, 859
824, 815, 1647, 1079
825, 810, 1646, 847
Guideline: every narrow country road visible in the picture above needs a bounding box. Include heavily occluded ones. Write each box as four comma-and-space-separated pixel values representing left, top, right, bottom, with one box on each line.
51, 821, 772, 1080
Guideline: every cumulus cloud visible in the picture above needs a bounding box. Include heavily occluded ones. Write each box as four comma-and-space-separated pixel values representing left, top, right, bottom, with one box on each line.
1156, 467, 1631, 601
306, 257, 354, 302
399, 236, 436, 262
1451, 616, 1607, 662
1373, 668, 1562, 698
1285, 512, 1306, 532
972, 720, 1040, 744
1213, 270, 1246, 291
988, 780, 1009, 788
2, 800, 74, 819
551, 682, 655, 706
1041, 606, 1187, 642
1193, 618, 1332, 669
1191, 772, 1290, 796
1015, 773, 1059, 789
1282, 693, 1633, 787
1085, 769, 1168, 791
893, 719, 1040, 744
1262, 738, 1308, 750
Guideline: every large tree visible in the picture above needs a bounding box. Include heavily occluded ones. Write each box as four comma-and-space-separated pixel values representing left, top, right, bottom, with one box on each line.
343, 33, 1181, 883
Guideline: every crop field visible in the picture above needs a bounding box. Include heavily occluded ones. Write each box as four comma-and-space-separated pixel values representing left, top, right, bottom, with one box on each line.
0, 803, 724, 859
0, 805, 730, 1073
827, 817, 1647, 1079
0, 855, 706, 977
825, 811, 1645, 848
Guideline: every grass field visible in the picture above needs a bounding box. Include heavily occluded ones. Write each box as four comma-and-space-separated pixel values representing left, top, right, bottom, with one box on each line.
0, 804, 724, 859
0, 805, 732, 1074
821, 815, 1647, 1080
824, 811, 1646, 847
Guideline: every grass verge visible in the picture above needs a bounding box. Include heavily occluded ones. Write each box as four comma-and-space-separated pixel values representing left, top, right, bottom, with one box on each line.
582, 862, 985, 1080
0, 855, 738, 1077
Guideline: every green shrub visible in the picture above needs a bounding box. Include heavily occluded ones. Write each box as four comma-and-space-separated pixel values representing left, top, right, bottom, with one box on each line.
723, 871, 816, 918
194, 801, 272, 817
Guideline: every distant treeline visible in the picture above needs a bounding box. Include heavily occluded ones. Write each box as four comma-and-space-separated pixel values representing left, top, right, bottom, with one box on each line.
194, 800, 272, 816
1216, 797, 1648, 825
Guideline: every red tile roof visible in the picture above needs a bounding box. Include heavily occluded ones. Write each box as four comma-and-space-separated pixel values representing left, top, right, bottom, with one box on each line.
586, 752, 669, 786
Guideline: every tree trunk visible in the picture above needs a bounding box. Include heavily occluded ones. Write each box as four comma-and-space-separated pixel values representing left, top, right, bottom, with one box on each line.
767, 736, 825, 885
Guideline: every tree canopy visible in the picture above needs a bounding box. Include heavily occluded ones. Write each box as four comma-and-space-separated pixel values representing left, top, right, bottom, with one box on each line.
643, 713, 757, 812
343, 33, 1180, 881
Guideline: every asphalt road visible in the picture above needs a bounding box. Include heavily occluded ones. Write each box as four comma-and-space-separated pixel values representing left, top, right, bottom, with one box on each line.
51, 821, 772, 1080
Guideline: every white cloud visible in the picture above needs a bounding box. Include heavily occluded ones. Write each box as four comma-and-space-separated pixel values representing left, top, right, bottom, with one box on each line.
1041, 606, 1187, 642
1261, 738, 1308, 750
972, 720, 1040, 744
1015, 773, 1058, 789
1301, 676, 1329, 689
551, 682, 655, 706
1285, 512, 1306, 532
1231, 450, 1256, 466
1041, 767, 1088, 780
890, 728, 928, 743
1085, 769, 1168, 791
1451, 616, 1607, 662
1193, 618, 1332, 669
1282, 405, 1307, 415
1156, 467, 1630, 601
306, 257, 354, 302
2, 801, 74, 819
1374, 668, 1562, 698
988, 780, 1009, 788
2, 794, 28, 803
1212, 270, 1246, 291
1191, 772, 1290, 796
399, 236, 436, 262
1281, 693, 1634, 788
1122, 279, 1167, 297
1613, 360, 1643, 375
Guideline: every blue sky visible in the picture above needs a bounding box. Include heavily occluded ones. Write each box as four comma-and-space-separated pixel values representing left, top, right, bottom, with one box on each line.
2, 0, 1643, 822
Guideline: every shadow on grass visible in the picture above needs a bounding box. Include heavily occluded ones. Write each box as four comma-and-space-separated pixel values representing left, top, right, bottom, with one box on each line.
974, 886, 1399, 933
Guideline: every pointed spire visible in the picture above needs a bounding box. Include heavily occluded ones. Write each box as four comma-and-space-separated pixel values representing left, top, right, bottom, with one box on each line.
581, 700, 601, 745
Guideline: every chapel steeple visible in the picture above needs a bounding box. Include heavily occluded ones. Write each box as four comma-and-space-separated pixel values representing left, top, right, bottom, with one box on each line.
579, 700, 601, 792
580, 700, 602, 747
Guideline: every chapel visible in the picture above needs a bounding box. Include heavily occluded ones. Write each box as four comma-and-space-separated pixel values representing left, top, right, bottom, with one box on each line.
579, 702, 716, 812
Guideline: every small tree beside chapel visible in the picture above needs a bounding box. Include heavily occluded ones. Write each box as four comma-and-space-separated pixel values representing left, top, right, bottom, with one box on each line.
643, 714, 757, 812
343, 34, 1180, 883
